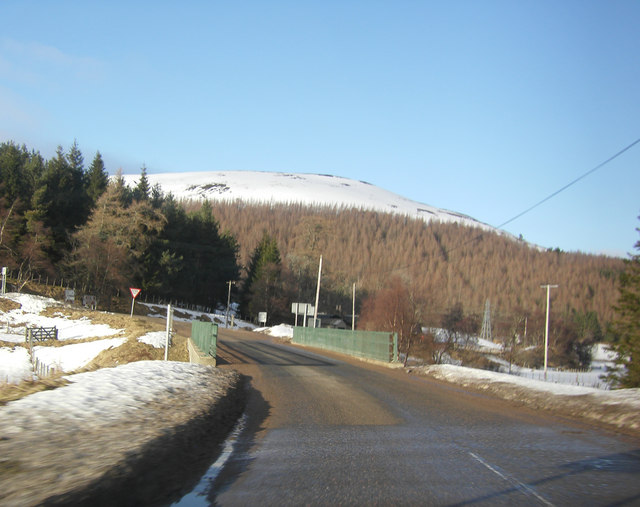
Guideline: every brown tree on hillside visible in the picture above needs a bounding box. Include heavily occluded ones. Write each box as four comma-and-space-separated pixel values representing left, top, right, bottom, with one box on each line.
203, 200, 623, 332
358, 277, 423, 366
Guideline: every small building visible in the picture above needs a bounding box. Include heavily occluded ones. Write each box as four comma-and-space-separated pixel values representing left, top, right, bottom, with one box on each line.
316, 314, 348, 329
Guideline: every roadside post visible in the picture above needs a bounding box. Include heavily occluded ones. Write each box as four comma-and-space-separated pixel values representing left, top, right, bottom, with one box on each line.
165, 303, 173, 361
1, 267, 6, 295
129, 287, 141, 317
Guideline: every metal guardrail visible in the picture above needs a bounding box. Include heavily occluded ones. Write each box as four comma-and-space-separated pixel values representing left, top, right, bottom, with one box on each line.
293, 327, 398, 363
191, 321, 218, 357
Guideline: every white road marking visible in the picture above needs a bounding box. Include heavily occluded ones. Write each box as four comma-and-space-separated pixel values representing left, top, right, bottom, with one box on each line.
469, 452, 555, 507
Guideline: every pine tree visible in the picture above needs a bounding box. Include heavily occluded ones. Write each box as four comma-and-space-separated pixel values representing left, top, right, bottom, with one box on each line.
86, 151, 109, 205
242, 232, 285, 320
30, 145, 90, 260
133, 165, 150, 201
67, 139, 84, 173
607, 217, 640, 387
0, 142, 31, 205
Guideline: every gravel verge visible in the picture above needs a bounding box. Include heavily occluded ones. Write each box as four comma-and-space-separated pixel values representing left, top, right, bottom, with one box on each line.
0, 362, 246, 506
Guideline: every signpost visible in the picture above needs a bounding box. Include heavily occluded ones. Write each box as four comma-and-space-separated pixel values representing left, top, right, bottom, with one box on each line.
64, 289, 75, 304
258, 312, 267, 326
291, 302, 314, 327
129, 287, 141, 317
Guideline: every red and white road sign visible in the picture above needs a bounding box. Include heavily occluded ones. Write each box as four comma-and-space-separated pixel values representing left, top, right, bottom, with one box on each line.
129, 287, 141, 299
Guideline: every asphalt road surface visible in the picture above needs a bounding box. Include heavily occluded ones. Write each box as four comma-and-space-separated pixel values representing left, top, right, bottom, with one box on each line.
207, 328, 640, 506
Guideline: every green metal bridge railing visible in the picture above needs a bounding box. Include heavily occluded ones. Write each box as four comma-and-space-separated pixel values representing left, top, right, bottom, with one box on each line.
191, 321, 218, 357
292, 327, 398, 363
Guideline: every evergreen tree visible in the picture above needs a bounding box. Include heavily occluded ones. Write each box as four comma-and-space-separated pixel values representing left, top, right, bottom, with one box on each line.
30, 145, 90, 260
67, 139, 84, 173
86, 151, 109, 205
150, 183, 164, 209
140, 198, 239, 307
242, 232, 286, 320
112, 168, 133, 206
70, 181, 165, 306
133, 165, 150, 201
607, 217, 640, 387
0, 142, 31, 205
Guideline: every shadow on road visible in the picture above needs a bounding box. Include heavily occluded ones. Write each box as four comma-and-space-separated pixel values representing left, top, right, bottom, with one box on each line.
207, 380, 271, 504
217, 339, 335, 367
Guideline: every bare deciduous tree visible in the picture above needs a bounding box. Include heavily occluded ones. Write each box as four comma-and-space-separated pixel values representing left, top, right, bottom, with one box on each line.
359, 277, 423, 366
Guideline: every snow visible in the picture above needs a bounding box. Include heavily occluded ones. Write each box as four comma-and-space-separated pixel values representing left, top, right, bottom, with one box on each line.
32, 338, 127, 372
475, 337, 503, 352
415, 363, 640, 424
2, 361, 220, 429
0, 292, 122, 343
121, 171, 501, 234
0, 293, 128, 383
0, 346, 31, 384
140, 302, 256, 330
423, 363, 607, 397
254, 323, 294, 338
138, 331, 168, 348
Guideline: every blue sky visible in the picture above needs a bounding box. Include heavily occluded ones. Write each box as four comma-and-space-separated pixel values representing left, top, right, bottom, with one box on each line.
1, 1, 638, 257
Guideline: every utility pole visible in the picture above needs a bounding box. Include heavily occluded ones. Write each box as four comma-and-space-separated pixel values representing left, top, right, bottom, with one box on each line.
352, 282, 356, 331
313, 255, 322, 329
540, 284, 558, 380
225, 281, 236, 328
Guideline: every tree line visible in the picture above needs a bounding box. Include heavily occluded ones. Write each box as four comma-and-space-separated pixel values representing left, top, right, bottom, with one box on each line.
0, 141, 239, 310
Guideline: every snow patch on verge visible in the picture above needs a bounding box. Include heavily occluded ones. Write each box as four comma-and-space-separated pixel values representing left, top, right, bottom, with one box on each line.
254, 324, 294, 338
32, 338, 127, 372
412, 364, 640, 433
138, 331, 168, 348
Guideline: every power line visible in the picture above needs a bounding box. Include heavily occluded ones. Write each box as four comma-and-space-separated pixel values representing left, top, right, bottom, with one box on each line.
363, 136, 640, 279
497, 136, 640, 229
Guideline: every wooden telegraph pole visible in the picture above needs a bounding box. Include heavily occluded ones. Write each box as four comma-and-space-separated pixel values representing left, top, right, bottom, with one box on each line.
540, 284, 558, 380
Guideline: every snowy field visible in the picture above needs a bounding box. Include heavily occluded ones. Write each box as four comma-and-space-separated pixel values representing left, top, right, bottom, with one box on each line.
0, 293, 253, 384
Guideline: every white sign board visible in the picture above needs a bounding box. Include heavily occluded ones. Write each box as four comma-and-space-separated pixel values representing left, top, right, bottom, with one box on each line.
291, 303, 314, 316
258, 312, 267, 324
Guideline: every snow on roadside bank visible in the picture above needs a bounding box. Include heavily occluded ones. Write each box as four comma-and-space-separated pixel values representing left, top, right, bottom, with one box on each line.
254, 324, 293, 338
0, 346, 32, 384
412, 364, 640, 432
32, 338, 128, 373
2, 361, 222, 426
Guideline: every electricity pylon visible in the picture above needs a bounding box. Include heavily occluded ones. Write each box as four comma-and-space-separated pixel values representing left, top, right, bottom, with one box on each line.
480, 299, 492, 342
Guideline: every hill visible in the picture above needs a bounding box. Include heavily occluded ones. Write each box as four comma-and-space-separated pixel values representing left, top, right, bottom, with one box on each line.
124, 171, 622, 335
121, 170, 500, 233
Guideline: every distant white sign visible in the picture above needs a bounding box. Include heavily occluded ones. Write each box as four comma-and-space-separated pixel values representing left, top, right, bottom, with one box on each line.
258, 312, 267, 324
291, 303, 314, 316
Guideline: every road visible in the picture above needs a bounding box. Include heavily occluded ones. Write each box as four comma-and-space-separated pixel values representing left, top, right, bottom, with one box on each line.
206, 328, 640, 506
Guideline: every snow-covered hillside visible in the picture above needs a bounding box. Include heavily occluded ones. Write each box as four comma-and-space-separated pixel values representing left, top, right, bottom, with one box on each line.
121, 171, 499, 233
